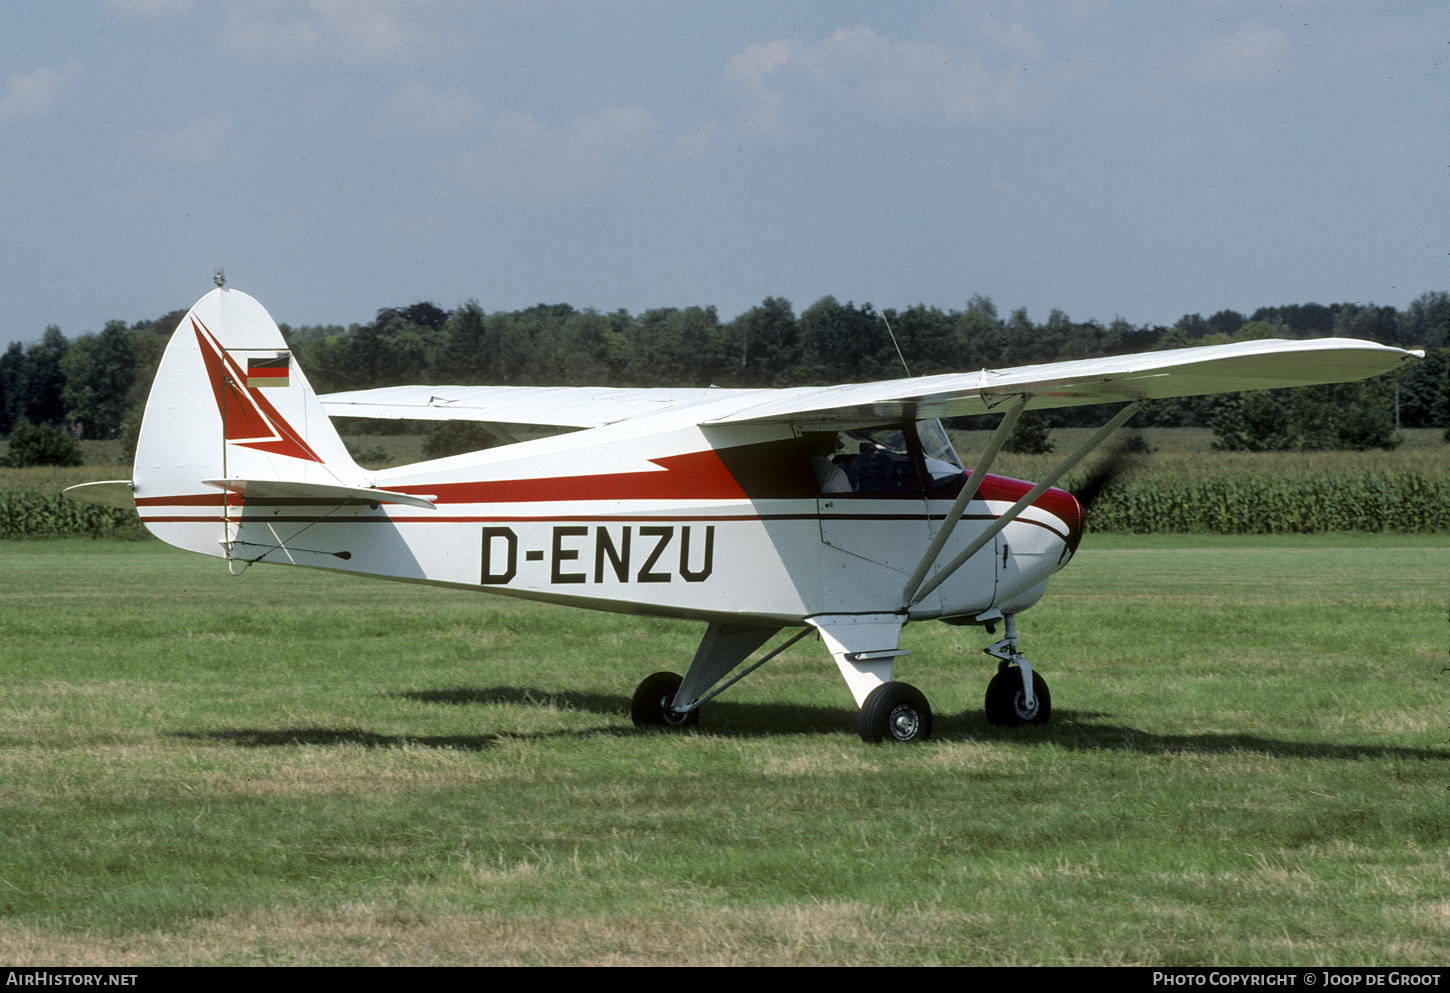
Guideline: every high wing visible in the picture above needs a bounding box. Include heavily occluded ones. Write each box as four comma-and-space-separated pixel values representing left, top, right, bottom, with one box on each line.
710, 337, 1422, 425
320, 337, 1421, 431
319, 383, 771, 430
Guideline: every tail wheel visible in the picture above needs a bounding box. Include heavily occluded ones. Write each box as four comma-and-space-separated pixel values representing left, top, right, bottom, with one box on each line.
631, 671, 699, 729
858, 681, 933, 743
985, 667, 1051, 725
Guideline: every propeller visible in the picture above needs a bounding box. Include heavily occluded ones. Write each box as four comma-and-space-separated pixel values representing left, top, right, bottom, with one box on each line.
1074, 431, 1152, 511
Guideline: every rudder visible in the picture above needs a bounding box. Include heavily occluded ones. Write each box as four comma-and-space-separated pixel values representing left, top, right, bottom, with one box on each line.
133, 287, 362, 557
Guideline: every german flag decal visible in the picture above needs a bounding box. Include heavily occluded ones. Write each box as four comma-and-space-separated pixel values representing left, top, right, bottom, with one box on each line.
246, 354, 290, 388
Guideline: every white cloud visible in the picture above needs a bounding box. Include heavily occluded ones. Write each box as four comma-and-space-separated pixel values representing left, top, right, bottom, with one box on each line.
725, 37, 805, 129
978, 18, 1047, 61
376, 80, 484, 137
451, 105, 661, 200
224, 0, 429, 64
133, 113, 234, 164
0, 60, 84, 125
668, 122, 718, 163
103, 0, 195, 15
725, 26, 1024, 128
1190, 21, 1290, 81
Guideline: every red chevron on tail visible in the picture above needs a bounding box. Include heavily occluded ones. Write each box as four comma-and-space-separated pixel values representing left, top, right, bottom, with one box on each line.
191, 316, 323, 463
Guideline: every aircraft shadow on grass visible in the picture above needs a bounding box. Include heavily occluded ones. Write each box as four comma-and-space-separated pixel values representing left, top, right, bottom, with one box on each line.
168, 688, 1449, 763
169, 726, 514, 752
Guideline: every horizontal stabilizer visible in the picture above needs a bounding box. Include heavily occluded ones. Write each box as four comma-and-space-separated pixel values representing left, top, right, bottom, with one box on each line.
202, 478, 436, 509
62, 480, 136, 509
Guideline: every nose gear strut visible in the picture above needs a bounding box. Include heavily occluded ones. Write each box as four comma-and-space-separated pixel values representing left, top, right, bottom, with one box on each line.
982, 614, 1051, 725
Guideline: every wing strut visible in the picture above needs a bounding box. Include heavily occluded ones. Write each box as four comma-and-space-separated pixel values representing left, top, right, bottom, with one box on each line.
901, 397, 1026, 608
903, 401, 1141, 610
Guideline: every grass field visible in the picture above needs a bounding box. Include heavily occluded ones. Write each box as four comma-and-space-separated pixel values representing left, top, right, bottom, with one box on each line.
0, 534, 1446, 965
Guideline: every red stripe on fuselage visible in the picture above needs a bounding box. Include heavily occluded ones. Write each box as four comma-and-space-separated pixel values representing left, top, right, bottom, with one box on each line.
138, 460, 1079, 523
138, 435, 1082, 547
385, 450, 749, 505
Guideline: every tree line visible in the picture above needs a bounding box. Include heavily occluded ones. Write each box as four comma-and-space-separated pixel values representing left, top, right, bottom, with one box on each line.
2, 291, 1446, 456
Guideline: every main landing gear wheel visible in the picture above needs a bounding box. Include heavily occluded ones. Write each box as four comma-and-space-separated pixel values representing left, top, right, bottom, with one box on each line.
631, 671, 699, 729
984, 666, 1051, 726
858, 681, 933, 744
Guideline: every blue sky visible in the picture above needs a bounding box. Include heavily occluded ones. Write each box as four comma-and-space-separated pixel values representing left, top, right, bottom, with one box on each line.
2, 1, 1446, 345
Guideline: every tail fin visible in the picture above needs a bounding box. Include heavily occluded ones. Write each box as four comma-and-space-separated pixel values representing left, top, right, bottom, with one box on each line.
133, 287, 364, 557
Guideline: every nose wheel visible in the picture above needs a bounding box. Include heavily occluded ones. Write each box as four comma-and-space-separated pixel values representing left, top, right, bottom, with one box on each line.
981, 613, 1052, 726
985, 664, 1051, 725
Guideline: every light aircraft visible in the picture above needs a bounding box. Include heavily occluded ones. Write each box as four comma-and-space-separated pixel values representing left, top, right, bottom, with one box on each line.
67, 285, 1422, 743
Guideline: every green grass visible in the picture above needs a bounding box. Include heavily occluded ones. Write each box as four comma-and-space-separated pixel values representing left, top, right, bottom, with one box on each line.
0, 536, 1447, 965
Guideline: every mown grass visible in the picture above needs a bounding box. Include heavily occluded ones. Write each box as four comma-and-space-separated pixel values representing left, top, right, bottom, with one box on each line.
0, 535, 1446, 965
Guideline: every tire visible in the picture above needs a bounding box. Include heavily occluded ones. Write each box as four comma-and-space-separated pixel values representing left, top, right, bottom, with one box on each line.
858, 681, 933, 743
630, 671, 699, 729
984, 667, 1050, 725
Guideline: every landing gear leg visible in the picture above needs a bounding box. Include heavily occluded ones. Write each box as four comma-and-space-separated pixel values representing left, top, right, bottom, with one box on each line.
982, 614, 1051, 725
630, 624, 808, 731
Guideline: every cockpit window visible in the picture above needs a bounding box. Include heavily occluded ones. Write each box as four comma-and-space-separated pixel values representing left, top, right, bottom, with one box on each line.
916, 418, 965, 487
834, 427, 919, 493
808, 428, 914, 494
808, 420, 964, 495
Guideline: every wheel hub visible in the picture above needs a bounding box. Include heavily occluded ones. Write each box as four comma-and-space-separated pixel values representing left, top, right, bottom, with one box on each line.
888, 703, 920, 740
660, 694, 691, 725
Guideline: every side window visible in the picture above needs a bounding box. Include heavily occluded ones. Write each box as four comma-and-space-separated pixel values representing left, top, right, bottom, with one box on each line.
812, 427, 921, 495
808, 420, 965, 496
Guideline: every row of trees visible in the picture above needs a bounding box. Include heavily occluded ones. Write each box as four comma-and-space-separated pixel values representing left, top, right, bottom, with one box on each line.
2, 292, 1446, 454
0, 310, 184, 442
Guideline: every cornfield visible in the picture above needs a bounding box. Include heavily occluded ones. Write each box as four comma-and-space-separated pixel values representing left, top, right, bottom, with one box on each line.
3, 445, 1449, 539
0, 468, 147, 540
1071, 469, 1450, 534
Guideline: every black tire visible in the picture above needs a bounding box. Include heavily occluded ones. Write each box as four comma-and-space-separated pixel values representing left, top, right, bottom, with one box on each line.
858, 681, 933, 743
984, 667, 1051, 725
630, 671, 699, 729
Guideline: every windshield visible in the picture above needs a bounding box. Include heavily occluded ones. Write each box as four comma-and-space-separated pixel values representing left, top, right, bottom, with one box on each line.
916, 418, 964, 487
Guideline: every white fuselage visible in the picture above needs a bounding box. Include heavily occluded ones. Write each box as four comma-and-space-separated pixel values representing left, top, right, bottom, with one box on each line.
141, 414, 1083, 628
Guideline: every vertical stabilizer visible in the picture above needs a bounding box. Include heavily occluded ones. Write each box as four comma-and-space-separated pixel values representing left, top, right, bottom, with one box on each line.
133, 287, 361, 556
